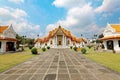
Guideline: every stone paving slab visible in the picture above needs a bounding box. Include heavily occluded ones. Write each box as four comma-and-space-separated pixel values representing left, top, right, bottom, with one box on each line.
0, 49, 120, 80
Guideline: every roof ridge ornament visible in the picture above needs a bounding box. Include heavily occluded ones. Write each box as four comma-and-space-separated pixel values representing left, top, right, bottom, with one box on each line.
10, 24, 12, 27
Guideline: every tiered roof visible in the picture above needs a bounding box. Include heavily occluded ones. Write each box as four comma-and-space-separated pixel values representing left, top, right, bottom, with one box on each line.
34, 26, 86, 43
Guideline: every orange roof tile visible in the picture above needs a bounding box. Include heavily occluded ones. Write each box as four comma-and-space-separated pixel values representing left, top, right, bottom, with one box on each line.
111, 24, 120, 32
101, 35, 120, 40
76, 38, 82, 43
0, 26, 8, 33
34, 38, 42, 43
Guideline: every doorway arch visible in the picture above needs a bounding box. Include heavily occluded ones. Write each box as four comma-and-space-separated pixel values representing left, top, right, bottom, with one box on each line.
106, 40, 114, 50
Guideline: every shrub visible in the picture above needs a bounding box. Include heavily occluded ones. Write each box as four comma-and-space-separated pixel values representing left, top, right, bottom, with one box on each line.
87, 45, 93, 49
81, 48, 87, 54
42, 47, 46, 52
29, 45, 33, 49
73, 46, 77, 51
47, 46, 50, 49
31, 47, 38, 54
70, 46, 73, 49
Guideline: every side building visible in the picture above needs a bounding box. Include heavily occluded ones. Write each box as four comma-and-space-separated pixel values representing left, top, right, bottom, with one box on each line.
101, 24, 120, 53
34, 26, 86, 48
0, 25, 17, 53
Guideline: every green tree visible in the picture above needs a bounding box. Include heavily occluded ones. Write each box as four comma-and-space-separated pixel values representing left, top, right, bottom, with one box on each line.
98, 34, 104, 38
16, 34, 34, 46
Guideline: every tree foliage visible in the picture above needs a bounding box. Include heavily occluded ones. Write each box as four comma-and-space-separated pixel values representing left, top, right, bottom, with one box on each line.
98, 34, 104, 38
16, 34, 34, 46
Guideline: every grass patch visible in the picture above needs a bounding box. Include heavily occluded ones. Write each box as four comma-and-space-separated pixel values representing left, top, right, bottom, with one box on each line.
84, 47, 120, 72
0, 47, 42, 72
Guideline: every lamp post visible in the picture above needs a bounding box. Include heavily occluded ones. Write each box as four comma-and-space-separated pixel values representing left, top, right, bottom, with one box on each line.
37, 35, 39, 37
37, 35, 39, 48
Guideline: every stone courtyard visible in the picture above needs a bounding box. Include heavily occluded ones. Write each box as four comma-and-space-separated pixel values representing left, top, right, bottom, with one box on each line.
0, 49, 120, 80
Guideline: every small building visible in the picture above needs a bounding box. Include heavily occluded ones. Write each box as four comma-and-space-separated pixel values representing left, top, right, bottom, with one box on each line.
34, 26, 86, 48
0, 25, 17, 53
101, 24, 120, 53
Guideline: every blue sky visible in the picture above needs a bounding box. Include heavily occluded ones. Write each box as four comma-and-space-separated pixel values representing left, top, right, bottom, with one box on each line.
0, 0, 120, 39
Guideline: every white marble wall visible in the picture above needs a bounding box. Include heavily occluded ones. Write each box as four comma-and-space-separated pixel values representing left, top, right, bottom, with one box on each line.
0, 41, 6, 53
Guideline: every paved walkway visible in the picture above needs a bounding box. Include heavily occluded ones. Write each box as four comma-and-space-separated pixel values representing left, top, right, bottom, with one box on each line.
0, 49, 120, 80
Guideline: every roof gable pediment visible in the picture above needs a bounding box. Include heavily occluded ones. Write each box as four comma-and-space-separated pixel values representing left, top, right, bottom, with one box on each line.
103, 24, 114, 36
3, 25, 16, 38
54, 26, 66, 36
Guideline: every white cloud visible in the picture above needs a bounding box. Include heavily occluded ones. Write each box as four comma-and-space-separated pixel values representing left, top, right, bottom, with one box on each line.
13, 9, 27, 18
45, 1, 105, 38
61, 3, 94, 27
5, 19, 41, 38
95, 0, 120, 13
8, 0, 24, 4
52, 0, 85, 8
46, 3, 97, 37
46, 23, 59, 35
0, 7, 27, 20
0, 7, 41, 38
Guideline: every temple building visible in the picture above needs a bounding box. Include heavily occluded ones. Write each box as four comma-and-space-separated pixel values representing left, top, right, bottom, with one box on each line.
101, 24, 120, 53
34, 26, 86, 48
0, 25, 17, 53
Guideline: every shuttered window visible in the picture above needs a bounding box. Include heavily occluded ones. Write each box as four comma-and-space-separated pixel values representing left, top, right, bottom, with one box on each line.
0, 42, 1, 48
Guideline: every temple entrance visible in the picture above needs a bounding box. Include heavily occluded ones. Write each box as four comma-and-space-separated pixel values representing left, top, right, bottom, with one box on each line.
57, 35, 62, 46
106, 40, 114, 50
6, 42, 15, 51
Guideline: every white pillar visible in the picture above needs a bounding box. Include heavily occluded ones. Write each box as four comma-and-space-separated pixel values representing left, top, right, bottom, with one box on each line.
64, 36, 65, 46
62, 35, 64, 46
56, 36, 57, 47
103, 41, 107, 50
1, 41, 6, 53
65, 36, 66, 46
54, 37, 55, 47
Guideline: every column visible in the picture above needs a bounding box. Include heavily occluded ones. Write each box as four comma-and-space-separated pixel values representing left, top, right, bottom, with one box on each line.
62, 35, 64, 46
1, 41, 6, 53
56, 36, 57, 46
64, 36, 66, 46
103, 41, 107, 50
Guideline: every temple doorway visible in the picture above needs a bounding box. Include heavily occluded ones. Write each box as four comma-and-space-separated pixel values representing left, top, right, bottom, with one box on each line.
57, 35, 62, 46
6, 42, 15, 51
106, 40, 114, 50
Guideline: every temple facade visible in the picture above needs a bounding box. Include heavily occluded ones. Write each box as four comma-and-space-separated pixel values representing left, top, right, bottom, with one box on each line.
0, 25, 17, 53
34, 26, 86, 48
101, 24, 120, 53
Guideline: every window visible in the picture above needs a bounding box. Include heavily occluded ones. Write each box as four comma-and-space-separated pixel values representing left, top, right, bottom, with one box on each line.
118, 40, 120, 47
106, 40, 114, 50
45, 43, 47, 46
0, 42, 1, 48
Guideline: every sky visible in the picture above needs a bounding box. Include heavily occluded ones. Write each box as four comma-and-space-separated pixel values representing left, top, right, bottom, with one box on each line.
0, 0, 120, 39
